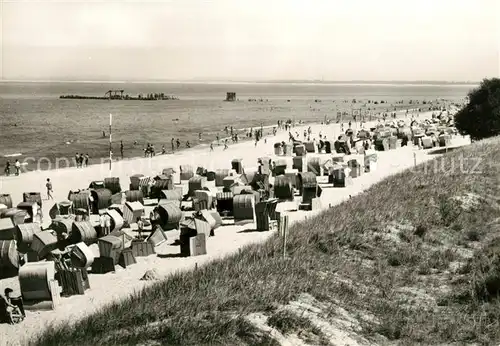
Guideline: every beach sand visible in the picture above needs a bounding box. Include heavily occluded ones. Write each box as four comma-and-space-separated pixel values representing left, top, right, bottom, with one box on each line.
0, 113, 470, 345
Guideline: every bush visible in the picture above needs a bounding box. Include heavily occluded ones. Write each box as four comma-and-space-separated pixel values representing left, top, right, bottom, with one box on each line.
454, 78, 500, 140
437, 195, 462, 227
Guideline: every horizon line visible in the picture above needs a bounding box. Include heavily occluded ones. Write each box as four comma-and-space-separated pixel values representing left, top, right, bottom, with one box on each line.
0, 78, 481, 85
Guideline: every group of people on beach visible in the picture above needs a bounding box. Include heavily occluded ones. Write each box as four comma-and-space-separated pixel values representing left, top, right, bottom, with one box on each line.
3, 159, 21, 176
277, 119, 295, 131
209, 120, 299, 151
144, 143, 156, 157
132, 120, 293, 157
141, 137, 195, 158
75, 153, 90, 168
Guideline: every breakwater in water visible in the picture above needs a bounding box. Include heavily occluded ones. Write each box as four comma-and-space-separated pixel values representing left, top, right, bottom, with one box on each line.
60, 91, 179, 100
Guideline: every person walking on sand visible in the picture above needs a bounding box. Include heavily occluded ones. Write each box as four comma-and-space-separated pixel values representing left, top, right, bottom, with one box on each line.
46, 178, 54, 200
162, 145, 166, 154
176, 138, 181, 149
224, 139, 228, 150
210, 142, 214, 151
14, 160, 21, 176
120, 141, 124, 159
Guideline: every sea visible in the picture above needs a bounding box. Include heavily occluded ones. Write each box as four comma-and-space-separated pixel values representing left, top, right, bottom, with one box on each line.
0, 81, 474, 171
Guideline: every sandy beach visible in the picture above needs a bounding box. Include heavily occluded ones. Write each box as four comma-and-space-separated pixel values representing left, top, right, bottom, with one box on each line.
0, 112, 470, 346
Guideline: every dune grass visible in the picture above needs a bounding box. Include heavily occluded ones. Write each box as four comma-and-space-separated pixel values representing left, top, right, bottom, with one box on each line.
32, 137, 500, 345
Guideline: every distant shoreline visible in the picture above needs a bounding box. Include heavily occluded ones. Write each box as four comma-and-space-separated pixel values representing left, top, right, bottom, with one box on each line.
0, 79, 480, 87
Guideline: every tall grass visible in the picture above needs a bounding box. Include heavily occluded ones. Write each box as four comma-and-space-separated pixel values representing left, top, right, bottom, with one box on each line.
32, 137, 500, 345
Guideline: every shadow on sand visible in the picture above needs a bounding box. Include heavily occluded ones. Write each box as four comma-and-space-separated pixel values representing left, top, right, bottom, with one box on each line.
237, 228, 262, 234
157, 253, 184, 259
427, 146, 461, 155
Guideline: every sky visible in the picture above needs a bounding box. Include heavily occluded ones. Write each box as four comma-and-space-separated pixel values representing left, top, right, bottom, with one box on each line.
1, 0, 499, 81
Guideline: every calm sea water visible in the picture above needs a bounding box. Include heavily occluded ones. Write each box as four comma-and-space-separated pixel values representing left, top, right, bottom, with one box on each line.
0, 81, 473, 170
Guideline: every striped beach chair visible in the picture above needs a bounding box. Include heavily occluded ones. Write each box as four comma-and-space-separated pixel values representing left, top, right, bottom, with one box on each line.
139, 177, 152, 197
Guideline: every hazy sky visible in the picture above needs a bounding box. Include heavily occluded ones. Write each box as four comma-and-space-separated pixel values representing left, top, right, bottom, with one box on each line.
1, 0, 499, 81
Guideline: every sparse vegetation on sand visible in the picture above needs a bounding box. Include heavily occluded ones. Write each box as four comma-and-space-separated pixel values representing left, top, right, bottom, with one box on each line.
32, 138, 500, 345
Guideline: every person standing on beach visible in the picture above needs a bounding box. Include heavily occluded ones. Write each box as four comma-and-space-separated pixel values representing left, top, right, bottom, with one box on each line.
216, 134, 220, 146
137, 217, 144, 239
210, 143, 214, 151
14, 160, 21, 176
84, 153, 89, 167
99, 214, 106, 236
46, 178, 54, 200
162, 145, 166, 154
75, 153, 80, 168
176, 138, 181, 149
171, 138, 175, 152
79, 154, 84, 167
4, 161, 10, 176
199, 133, 202, 141
104, 214, 111, 236
120, 141, 124, 159
224, 139, 228, 150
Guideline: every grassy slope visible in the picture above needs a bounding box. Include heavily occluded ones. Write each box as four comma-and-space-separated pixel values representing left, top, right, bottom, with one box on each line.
33, 137, 500, 346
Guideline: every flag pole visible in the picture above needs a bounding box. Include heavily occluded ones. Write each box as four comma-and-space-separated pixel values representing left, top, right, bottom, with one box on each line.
109, 113, 112, 173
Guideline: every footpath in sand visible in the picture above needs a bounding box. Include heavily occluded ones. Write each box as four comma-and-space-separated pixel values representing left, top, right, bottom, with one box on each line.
0, 113, 470, 345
